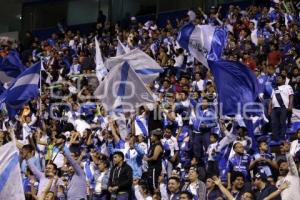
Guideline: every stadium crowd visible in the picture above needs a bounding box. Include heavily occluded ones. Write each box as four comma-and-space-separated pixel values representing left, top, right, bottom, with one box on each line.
1, 0, 300, 200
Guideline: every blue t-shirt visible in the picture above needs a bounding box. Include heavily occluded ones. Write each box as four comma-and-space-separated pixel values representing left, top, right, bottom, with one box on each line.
228, 154, 251, 180
252, 152, 275, 177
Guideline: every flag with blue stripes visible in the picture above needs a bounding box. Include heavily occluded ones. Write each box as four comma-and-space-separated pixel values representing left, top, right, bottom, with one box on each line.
0, 62, 41, 114
0, 142, 25, 200
83, 160, 95, 189
0, 51, 25, 84
95, 61, 155, 112
177, 22, 227, 68
105, 48, 163, 84
135, 114, 149, 137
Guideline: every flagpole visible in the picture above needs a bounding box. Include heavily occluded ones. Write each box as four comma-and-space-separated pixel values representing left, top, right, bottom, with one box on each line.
39, 60, 42, 118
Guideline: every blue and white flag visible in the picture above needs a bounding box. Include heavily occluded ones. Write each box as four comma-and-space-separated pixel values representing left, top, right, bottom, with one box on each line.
0, 51, 25, 84
178, 23, 259, 116
116, 37, 130, 56
177, 22, 227, 68
83, 160, 95, 188
0, 62, 41, 111
0, 142, 25, 200
95, 37, 108, 82
95, 61, 155, 112
105, 48, 163, 84
135, 113, 148, 137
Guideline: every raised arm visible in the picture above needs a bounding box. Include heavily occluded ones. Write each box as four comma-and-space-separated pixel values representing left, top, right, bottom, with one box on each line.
216, 122, 235, 152
63, 146, 84, 176
197, 7, 208, 19
213, 177, 234, 200
286, 153, 299, 177
109, 120, 120, 144
159, 181, 168, 200
27, 156, 44, 180
86, 132, 94, 146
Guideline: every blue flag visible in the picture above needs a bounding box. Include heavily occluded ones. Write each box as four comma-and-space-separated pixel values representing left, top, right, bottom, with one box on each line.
0, 62, 41, 116
208, 60, 259, 115
0, 51, 25, 84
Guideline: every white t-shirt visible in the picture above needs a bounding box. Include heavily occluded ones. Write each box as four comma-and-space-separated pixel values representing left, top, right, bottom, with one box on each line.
276, 154, 300, 200
161, 136, 179, 157
174, 54, 184, 68
271, 85, 293, 108
189, 182, 198, 197
192, 80, 205, 91
94, 171, 105, 194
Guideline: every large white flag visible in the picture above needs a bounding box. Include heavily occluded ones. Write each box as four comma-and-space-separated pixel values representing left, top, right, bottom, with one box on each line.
105, 48, 163, 84
95, 37, 108, 82
0, 142, 25, 200
95, 61, 155, 112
